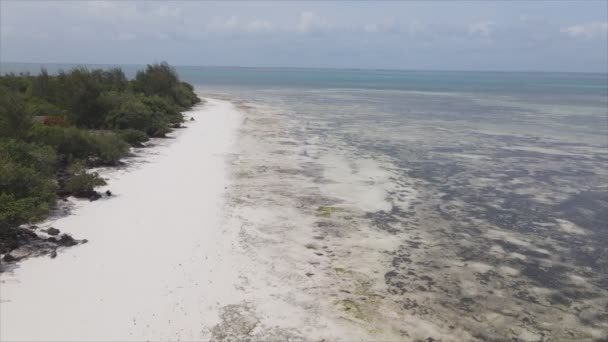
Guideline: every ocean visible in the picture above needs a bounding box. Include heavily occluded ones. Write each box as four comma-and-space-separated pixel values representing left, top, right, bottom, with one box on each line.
3, 62, 608, 339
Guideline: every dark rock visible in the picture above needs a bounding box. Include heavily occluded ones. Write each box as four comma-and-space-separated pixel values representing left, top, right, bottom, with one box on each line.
3, 254, 18, 262
58, 234, 78, 247
50, 250, 57, 258
89, 192, 101, 201
105, 190, 112, 196
305, 272, 314, 277
190, 117, 195, 121
47, 227, 60, 236
81, 239, 89, 244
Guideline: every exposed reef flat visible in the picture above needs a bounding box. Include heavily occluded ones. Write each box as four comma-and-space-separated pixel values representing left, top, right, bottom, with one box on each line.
216, 88, 608, 341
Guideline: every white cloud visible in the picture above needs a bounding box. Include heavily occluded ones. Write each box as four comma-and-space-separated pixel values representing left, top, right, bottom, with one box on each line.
297, 11, 331, 33
468, 21, 495, 37
204, 16, 275, 34
560, 21, 608, 40
246, 20, 273, 33
86, 1, 138, 18
206, 16, 239, 32
363, 18, 396, 33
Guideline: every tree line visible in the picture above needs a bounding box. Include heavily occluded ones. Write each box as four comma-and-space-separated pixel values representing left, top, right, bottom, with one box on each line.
0, 62, 200, 239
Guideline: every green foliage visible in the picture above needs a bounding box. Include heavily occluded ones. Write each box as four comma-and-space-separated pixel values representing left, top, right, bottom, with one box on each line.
24, 96, 69, 118
132, 62, 179, 98
173, 81, 201, 109
0, 87, 32, 139
0, 139, 57, 175
63, 161, 107, 196
132, 62, 200, 109
0, 72, 32, 93
105, 94, 170, 137
89, 133, 130, 165
55, 68, 106, 128
28, 125, 128, 165
118, 129, 149, 146
0, 140, 57, 230
0, 62, 198, 232
141, 95, 183, 124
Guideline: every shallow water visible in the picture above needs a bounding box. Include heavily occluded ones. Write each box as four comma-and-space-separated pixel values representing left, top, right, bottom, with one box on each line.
207, 79, 608, 340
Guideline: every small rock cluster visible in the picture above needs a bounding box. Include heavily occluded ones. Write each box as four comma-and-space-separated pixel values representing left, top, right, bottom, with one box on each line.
0, 226, 88, 269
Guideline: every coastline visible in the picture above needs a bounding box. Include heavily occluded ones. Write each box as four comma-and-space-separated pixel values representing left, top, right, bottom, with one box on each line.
2, 91, 606, 341
0, 97, 242, 340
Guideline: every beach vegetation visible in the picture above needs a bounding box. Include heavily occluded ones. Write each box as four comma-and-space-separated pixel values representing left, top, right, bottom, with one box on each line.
0, 140, 57, 230
0, 62, 199, 237
63, 161, 107, 197
117, 129, 149, 146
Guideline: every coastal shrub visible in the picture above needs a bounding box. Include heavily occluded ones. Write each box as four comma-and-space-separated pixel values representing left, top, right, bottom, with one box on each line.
105, 96, 170, 137
141, 95, 183, 124
173, 82, 200, 109
28, 124, 92, 161
0, 140, 58, 230
24, 96, 69, 118
28, 125, 128, 165
0, 139, 57, 175
63, 161, 106, 197
88, 133, 129, 165
0, 193, 54, 231
118, 129, 149, 146
0, 62, 199, 234
0, 87, 32, 139
29, 69, 54, 100
131, 62, 199, 109
0, 72, 31, 94
51, 68, 110, 128
131, 62, 179, 98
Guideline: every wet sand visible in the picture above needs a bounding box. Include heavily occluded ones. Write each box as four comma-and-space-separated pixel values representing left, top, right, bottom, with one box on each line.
214, 89, 608, 341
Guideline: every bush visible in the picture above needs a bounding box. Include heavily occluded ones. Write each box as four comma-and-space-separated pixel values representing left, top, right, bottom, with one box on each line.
141, 95, 183, 124
0, 139, 57, 175
88, 133, 129, 165
28, 124, 128, 165
0, 87, 32, 139
118, 129, 149, 146
0, 193, 54, 230
63, 161, 106, 197
131, 62, 200, 109
25, 96, 69, 118
105, 95, 170, 137
0, 140, 57, 230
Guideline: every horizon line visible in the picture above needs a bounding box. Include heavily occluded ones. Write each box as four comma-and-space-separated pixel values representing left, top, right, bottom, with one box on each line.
1, 60, 607, 75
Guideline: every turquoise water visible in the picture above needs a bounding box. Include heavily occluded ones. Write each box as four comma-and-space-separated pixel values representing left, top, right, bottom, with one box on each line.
2, 62, 607, 97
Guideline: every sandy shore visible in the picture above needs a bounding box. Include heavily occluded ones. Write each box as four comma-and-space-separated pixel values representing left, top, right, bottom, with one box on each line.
0, 98, 242, 341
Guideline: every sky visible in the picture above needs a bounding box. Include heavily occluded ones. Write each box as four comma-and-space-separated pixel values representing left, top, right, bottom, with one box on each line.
1, 1, 607, 72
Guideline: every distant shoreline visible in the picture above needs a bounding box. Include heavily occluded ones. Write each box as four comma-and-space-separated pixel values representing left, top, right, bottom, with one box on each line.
2, 61, 607, 75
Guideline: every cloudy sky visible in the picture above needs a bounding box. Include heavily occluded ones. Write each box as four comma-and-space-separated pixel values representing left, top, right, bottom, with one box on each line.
1, 1, 607, 72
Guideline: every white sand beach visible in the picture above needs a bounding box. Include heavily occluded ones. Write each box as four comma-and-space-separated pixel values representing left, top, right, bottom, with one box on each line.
0, 98, 243, 341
